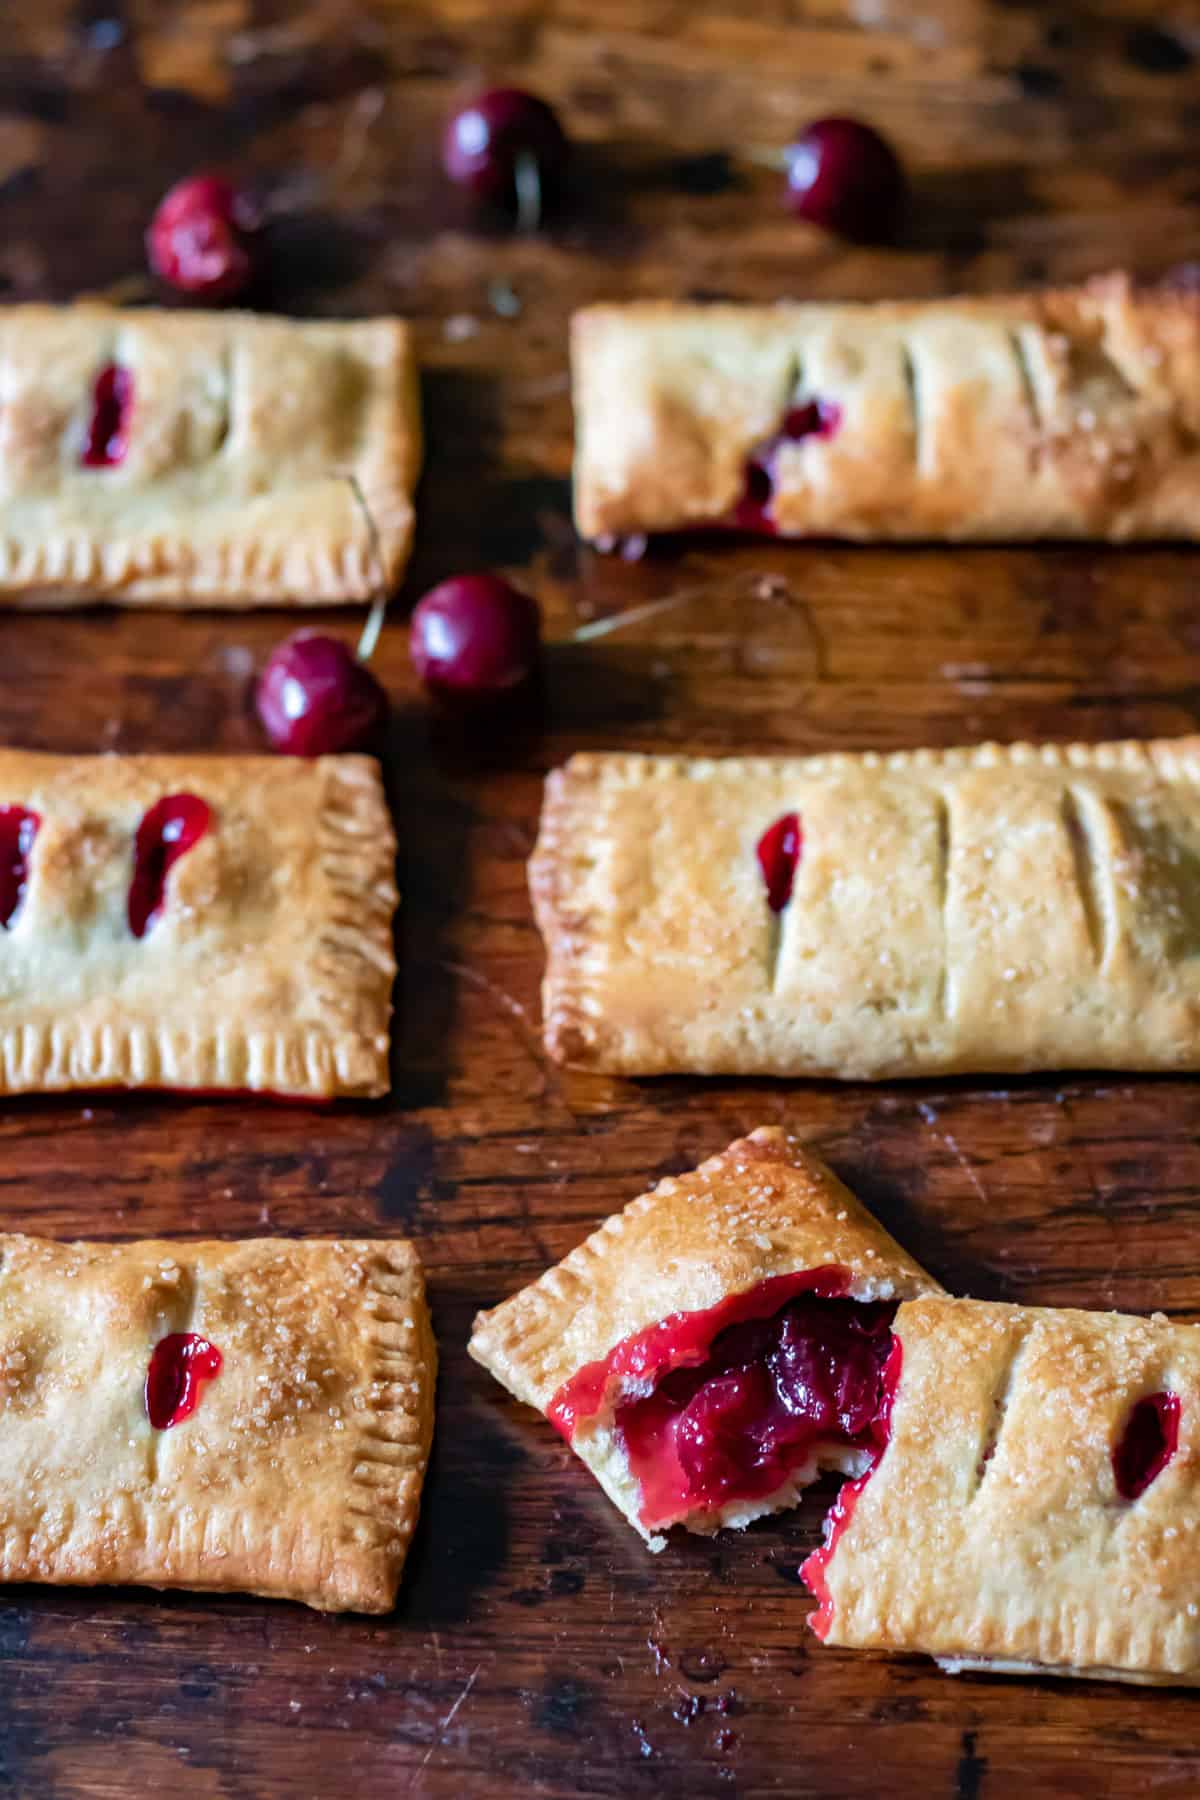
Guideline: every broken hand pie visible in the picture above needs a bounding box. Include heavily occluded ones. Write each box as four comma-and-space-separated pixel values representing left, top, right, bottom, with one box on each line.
0, 1235, 435, 1613
572, 275, 1200, 543
469, 1128, 941, 1548
533, 737, 1200, 1080
0, 306, 420, 607
804, 1297, 1200, 1686
0, 749, 396, 1098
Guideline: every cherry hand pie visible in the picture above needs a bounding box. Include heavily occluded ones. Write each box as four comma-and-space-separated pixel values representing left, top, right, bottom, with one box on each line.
0, 749, 396, 1098
0, 306, 420, 606
804, 1296, 1200, 1685
572, 275, 1200, 543
469, 1127, 941, 1547
0, 1234, 435, 1612
532, 737, 1200, 1079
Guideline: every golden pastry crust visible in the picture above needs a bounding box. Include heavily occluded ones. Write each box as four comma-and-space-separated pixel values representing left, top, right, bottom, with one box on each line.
532, 738, 1200, 1078
572, 275, 1200, 542
0, 1234, 435, 1613
470, 1127, 941, 1544
0, 749, 397, 1097
812, 1296, 1200, 1685
0, 306, 420, 606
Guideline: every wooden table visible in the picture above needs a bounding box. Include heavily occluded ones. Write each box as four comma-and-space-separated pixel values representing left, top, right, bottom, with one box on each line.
6, 3, 1200, 1794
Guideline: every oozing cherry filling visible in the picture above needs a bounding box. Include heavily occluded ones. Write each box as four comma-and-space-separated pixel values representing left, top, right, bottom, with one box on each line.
127, 793, 212, 939
548, 1268, 898, 1531
82, 363, 133, 469
757, 811, 803, 912
1113, 1390, 1180, 1500
0, 805, 39, 929
145, 1332, 223, 1430
800, 1336, 903, 1639
731, 398, 841, 533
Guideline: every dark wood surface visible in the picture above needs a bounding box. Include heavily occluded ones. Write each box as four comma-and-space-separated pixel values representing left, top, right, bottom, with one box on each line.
6, 3, 1200, 1795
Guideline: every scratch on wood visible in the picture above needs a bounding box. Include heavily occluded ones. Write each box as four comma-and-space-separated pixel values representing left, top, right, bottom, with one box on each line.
410, 1665, 481, 1790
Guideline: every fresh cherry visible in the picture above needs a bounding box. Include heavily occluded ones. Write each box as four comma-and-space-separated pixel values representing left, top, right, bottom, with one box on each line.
147, 173, 257, 301
442, 88, 568, 228
410, 574, 541, 701
256, 632, 388, 756
783, 117, 906, 242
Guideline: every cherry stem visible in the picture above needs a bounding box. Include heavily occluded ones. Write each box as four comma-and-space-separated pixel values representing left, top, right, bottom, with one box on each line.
572, 591, 706, 642
514, 150, 542, 233
343, 471, 388, 664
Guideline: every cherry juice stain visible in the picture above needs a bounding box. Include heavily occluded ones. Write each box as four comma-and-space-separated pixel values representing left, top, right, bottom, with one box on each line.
1113, 1391, 1180, 1500
127, 793, 212, 938
0, 806, 39, 928
82, 364, 134, 468
145, 1332, 223, 1429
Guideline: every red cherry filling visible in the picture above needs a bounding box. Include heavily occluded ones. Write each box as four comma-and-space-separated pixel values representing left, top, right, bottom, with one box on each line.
756, 811, 803, 912
549, 1268, 898, 1531
801, 1337, 903, 1639
0, 806, 39, 929
82, 363, 133, 469
127, 793, 212, 939
145, 1332, 223, 1430
147, 174, 255, 301
1113, 1391, 1180, 1501
731, 399, 841, 533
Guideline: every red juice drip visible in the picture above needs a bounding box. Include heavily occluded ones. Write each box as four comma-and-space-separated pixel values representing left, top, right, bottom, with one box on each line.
1113, 1391, 1180, 1500
145, 1332, 223, 1429
757, 812, 803, 913
800, 1337, 904, 1639
730, 397, 842, 533
127, 793, 211, 939
0, 806, 39, 928
82, 364, 134, 468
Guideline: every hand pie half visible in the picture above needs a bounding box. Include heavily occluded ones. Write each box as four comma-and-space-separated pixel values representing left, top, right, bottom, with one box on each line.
469, 1128, 941, 1548
0, 1235, 435, 1613
803, 1295, 1200, 1685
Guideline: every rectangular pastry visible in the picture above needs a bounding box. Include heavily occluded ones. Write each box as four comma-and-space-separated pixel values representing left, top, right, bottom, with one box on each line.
0, 306, 420, 606
0, 749, 396, 1098
572, 275, 1200, 542
0, 1234, 435, 1613
469, 1127, 941, 1547
532, 737, 1200, 1079
803, 1295, 1200, 1685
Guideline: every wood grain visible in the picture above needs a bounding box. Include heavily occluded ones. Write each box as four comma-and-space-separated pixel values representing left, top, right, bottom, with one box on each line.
5, 1, 1200, 1793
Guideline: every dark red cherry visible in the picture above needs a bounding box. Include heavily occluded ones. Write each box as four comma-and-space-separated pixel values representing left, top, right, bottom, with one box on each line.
256, 632, 388, 756
442, 88, 568, 225
147, 173, 256, 301
410, 574, 541, 701
783, 117, 906, 242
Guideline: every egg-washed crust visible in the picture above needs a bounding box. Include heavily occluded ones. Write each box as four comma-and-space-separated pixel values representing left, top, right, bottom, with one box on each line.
469, 1128, 941, 1544
0, 1235, 436, 1613
0, 750, 397, 1099
812, 1296, 1200, 1684
0, 306, 420, 606
532, 738, 1200, 1079
572, 274, 1200, 542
